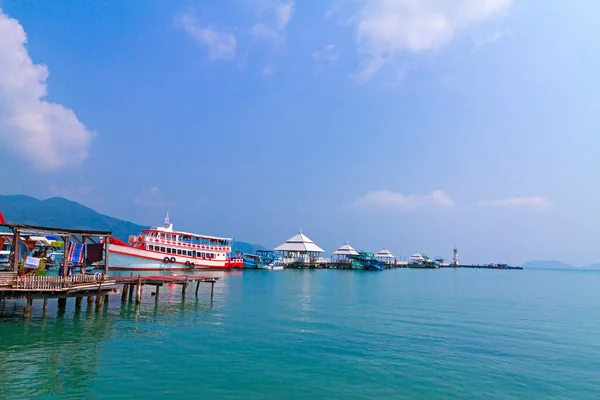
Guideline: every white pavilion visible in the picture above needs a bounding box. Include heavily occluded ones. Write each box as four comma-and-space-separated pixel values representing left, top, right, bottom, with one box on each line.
274, 229, 325, 264
376, 248, 395, 265
333, 241, 358, 261
409, 252, 426, 264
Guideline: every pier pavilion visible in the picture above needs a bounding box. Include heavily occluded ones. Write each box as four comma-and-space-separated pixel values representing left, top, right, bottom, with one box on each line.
410, 252, 426, 265
274, 229, 325, 265
333, 241, 358, 261
375, 248, 395, 265
332, 241, 358, 267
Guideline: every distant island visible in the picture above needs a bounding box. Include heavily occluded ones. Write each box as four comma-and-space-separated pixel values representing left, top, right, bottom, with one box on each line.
0, 194, 264, 255
521, 260, 600, 269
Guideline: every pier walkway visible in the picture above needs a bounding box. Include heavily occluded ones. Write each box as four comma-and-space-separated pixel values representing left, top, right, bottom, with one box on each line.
0, 273, 220, 317
115, 275, 218, 303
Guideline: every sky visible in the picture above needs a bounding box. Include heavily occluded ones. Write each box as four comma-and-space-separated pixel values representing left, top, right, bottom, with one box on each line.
0, 0, 599, 265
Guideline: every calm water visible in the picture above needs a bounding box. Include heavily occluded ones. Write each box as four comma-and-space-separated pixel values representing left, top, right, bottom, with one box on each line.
1, 268, 600, 399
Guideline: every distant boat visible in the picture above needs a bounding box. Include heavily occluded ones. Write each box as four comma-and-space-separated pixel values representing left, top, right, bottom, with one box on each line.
348, 251, 385, 270
242, 253, 261, 269
243, 250, 285, 270
109, 214, 243, 271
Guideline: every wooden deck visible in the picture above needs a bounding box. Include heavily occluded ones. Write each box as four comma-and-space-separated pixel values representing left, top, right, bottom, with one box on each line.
0, 273, 220, 317
115, 275, 219, 303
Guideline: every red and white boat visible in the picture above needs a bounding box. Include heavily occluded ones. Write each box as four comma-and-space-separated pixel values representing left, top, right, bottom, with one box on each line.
109, 214, 243, 271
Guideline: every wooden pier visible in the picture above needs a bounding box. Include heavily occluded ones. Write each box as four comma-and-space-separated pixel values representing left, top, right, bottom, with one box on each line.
0, 272, 119, 316
114, 275, 219, 304
0, 273, 220, 317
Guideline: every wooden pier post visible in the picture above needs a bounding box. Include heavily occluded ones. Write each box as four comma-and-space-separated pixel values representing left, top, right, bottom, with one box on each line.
155, 285, 160, 300
128, 283, 134, 300
136, 275, 142, 304
195, 281, 200, 297
24, 296, 32, 317
211, 281, 215, 298
104, 294, 109, 304
75, 296, 83, 309
182, 277, 188, 299
43, 298, 48, 315
87, 296, 95, 307
96, 293, 105, 311
57, 297, 67, 308
121, 284, 128, 302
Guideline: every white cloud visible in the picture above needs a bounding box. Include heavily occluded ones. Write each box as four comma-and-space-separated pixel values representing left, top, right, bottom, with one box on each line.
312, 44, 340, 65
478, 196, 552, 211
0, 9, 93, 170
353, 0, 512, 81
473, 30, 510, 50
275, 2, 294, 30
251, 23, 281, 41
251, 1, 295, 43
262, 65, 275, 75
176, 9, 236, 60
348, 189, 453, 212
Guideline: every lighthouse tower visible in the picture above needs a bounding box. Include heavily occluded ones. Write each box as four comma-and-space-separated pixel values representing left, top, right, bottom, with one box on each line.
452, 248, 459, 266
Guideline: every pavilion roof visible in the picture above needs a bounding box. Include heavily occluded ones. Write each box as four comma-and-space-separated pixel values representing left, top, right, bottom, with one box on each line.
274, 229, 325, 253
333, 241, 358, 255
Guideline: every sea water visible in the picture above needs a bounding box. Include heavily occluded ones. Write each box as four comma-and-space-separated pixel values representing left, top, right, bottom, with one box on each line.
1, 267, 600, 399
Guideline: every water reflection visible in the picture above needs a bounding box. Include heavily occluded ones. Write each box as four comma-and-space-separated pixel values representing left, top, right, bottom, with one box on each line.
0, 276, 224, 398
0, 306, 114, 398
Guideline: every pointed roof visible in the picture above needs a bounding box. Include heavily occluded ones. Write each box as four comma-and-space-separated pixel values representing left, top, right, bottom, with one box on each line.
274, 229, 325, 253
333, 241, 358, 256
410, 252, 425, 261
376, 247, 395, 259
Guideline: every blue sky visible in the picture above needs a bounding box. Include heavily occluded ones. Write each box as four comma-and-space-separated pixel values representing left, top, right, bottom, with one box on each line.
0, 0, 598, 265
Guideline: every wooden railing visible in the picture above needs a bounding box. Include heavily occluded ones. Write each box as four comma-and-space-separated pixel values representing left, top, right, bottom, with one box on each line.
15, 274, 105, 290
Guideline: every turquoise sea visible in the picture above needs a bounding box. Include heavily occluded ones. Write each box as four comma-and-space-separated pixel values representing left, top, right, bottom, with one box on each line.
1, 267, 600, 399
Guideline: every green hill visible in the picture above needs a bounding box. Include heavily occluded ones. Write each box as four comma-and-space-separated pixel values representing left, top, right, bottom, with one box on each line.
0, 195, 264, 253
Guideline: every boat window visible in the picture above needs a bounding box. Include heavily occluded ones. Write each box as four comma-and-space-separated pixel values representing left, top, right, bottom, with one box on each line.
148, 245, 153, 251
167, 248, 172, 254
193, 251, 196, 257
160, 247, 165, 252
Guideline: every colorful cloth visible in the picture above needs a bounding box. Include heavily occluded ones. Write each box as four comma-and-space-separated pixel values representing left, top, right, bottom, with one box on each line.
86, 243, 104, 263
68, 242, 85, 263
18, 239, 28, 262
25, 256, 41, 270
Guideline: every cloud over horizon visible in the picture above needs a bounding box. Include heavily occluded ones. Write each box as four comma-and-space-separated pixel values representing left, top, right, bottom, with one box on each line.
348, 189, 454, 212
478, 196, 552, 211
251, 1, 295, 43
176, 9, 237, 60
0, 8, 93, 170
353, 0, 512, 81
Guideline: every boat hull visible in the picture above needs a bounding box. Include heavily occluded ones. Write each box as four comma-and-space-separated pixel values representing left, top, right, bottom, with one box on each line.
109, 244, 235, 271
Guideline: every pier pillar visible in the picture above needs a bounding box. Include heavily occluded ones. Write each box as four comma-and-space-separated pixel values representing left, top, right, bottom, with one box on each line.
24, 296, 32, 317
75, 297, 82, 309
121, 284, 128, 302
135, 276, 142, 304
155, 285, 160, 300
128, 283, 135, 300
87, 296, 95, 308
182, 282, 187, 299
96, 293, 104, 311
57, 298, 67, 308
43, 298, 48, 315
195, 281, 200, 298
211, 281, 215, 298
104, 294, 110, 304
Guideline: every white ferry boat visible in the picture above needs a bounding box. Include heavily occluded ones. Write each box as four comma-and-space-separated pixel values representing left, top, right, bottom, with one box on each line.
109, 214, 243, 271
